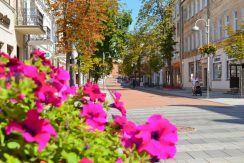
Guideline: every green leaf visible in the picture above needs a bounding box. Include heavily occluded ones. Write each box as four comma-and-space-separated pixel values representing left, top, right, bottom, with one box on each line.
62, 151, 80, 163
3, 153, 21, 163
7, 142, 20, 149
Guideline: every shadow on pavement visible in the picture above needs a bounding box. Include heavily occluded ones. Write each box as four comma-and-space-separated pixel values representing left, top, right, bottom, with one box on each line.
170, 104, 244, 125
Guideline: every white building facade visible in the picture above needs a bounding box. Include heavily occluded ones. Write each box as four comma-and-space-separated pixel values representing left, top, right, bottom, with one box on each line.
0, 0, 17, 57
0, 0, 56, 60
181, 0, 244, 90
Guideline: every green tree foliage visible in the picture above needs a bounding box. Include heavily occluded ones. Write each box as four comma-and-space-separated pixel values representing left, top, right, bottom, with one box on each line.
121, 32, 144, 76
223, 23, 244, 96
223, 24, 244, 61
91, 3, 132, 81
137, 0, 176, 85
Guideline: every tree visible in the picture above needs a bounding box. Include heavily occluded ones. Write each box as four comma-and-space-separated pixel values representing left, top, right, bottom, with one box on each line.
91, 5, 132, 81
223, 23, 244, 96
49, 0, 110, 85
137, 0, 176, 86
121, 32, 143, 77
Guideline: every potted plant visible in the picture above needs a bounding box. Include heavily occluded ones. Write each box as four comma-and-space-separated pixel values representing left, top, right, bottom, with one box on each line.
198, 43, 217, 56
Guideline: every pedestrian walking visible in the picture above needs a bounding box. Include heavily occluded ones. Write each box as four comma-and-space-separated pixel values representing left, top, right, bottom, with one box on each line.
132, 79, 136, 88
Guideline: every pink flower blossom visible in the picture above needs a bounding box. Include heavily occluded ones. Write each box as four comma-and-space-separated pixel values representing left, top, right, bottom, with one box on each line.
113, 115, 127, 128
32, 48, 46, 59
121, 121, 141, 148
55, 67, 70, 82
9, 99, 17, 104
80, 101, 107, 131
110, 91, 126, 117
5, 109, 57, 151
22, 65, 38, 78
135, 115, 178, 160
83, 82, 106, 102
79, 158, 93, 163
115, 158, 123, 163
18, 94, 25, 100
114, 91, 121, 100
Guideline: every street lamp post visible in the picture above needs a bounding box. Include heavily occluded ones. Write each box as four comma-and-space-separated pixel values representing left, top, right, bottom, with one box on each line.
193, 18, 211, 98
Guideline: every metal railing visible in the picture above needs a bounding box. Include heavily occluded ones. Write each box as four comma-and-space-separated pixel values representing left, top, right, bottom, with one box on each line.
29, 26, 51, 40
16, 7, 43, 27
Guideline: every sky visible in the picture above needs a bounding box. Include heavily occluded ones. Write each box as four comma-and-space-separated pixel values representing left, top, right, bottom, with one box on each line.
120, 0, 141, 31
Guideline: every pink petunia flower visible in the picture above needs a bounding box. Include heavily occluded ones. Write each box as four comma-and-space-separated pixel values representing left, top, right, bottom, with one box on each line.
113, 115, 127, 128
9, 99, 17, 104
80, 101, 107, 131
110, 91, 126, 117
5, 109, 57, 151
22, 64, 38, 78
18, 94, 25, 100
135, 114, 178, 160
115, 158, 123, 163
121, 121, 141, 148
79, 158, 93, 163
83, 82, 106, 102
31, 48, 46, 59
52, 67, 70, 83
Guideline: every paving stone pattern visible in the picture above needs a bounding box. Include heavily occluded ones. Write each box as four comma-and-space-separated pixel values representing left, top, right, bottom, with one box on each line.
104, 78, 244, 163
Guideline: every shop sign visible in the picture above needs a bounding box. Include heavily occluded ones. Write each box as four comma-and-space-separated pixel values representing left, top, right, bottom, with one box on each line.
0, 12, 10, 27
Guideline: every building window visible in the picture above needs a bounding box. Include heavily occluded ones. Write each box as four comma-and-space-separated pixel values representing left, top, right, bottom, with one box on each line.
233, 11, 238, 32
191, 33, 195, 50
188, 36, 190, 51
176, 22, 180, 37
195, 32, 199, 48
199, 0, 203, 10
187, 5, 190, 20
199, 30, 203, 46
204, 0, 207, 7
191, 1, 194, 17
176, 3, 179, 16
218, 18, 222, 40
213, 57, 222, 80
189, 62, 194, 81
196, 61, 202, 81
202, 29, 206, 44
195, 0, 198, 14
227, 61, 230, 80
211, 24, 215, 42
242, 8, 244, 22
7, 45, 13, 55
184, 38, 187, 52
224, 15, 229, 37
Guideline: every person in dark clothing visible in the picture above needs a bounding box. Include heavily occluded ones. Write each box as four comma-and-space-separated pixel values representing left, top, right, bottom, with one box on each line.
132, 79, 136, 88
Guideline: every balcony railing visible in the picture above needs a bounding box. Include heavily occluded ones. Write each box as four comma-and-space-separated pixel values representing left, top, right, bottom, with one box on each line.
16, 7, 43, 27
28, 26, 53, 45
30, 26, 51, 40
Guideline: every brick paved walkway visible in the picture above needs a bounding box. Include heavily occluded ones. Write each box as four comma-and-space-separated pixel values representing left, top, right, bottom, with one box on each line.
106, 78, 226, 109
106, 77, 244, 163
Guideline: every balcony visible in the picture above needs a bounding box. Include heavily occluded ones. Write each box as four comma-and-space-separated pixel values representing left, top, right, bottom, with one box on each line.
28, 26, 53, 46
15, 7, 45, 35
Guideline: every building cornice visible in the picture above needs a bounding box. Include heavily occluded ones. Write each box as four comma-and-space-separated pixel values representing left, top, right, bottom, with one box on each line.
0, 0, 15, 13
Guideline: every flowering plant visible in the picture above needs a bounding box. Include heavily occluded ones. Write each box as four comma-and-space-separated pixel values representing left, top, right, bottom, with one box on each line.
0, 49, 178, 162
198, 43, 217, 56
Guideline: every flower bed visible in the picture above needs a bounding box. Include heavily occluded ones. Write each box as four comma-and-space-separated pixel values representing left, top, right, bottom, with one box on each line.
0, 49, 178, 162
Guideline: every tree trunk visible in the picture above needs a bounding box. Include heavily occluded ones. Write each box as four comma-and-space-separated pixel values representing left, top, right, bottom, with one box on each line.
168, 59, 173, 86
240, 60, 243, 97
